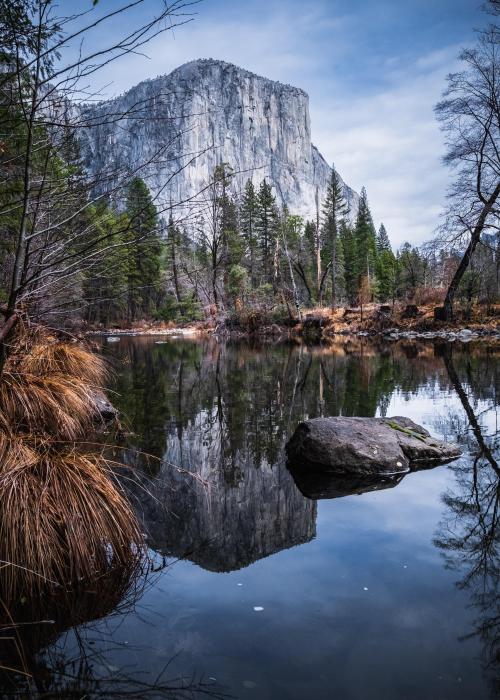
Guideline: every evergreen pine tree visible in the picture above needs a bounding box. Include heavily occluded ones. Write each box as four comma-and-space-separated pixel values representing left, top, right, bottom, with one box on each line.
125, 177, 162, 321
83, 205, 129, 325
334, 235, 347, 303
321, 167, 349, 307
340, 222, 358, 304
375, 223, 396, 302
353, 187, 377, 294
215, 164, 244, 307
166, 213, 182, 304
240, 180, 258, 288
397, 243, 427, 299
376, 223, 391, 253
255, 179, 279, 286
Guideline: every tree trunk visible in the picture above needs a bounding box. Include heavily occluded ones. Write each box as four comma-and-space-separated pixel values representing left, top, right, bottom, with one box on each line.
331, 226, 337, 310
281, 225, 302, 322
442, 346, 499, 476
273, 235, 280, 293
315, 187, 321, 304
0, 313, 19, 378
294, 262, 312, 305
171, 236, 181, 304
443, 182, 500, 320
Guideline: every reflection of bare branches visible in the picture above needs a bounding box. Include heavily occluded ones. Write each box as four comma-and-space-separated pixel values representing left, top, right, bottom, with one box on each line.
436, 347, 500, 694
5, 642, 229, 699
442, 346, 500, 476
0, 555, 227, 699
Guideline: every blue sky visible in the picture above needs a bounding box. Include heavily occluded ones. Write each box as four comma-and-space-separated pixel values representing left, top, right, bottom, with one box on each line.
68, 0, 487, 247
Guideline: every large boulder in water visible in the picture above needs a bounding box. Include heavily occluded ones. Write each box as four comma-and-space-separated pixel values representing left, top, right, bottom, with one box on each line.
286, 416, 461, 476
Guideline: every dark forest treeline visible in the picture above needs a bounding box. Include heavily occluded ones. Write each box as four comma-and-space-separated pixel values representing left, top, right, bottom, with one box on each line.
1, 103, 499, 328
79, 166, 500, 327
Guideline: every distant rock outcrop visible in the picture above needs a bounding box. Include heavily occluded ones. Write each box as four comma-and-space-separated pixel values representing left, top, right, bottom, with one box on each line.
79, 58, 359, 222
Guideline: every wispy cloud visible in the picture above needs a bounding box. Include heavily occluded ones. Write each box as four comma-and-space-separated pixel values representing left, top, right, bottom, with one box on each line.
313, 46, 462, 246
69, 0, 481, 248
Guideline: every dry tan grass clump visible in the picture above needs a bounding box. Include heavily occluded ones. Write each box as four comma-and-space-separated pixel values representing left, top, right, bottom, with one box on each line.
1, 331, 107, 441
0, 434, 142, 598
0, 327, 144, 599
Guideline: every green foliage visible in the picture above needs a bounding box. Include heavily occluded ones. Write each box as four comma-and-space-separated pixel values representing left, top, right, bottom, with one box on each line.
124, 177, 163, 321
340, 223, 358, 304
375, 225, 396, 302
376, 223, 391, 253
155, 291, 203, 323
458, 268, 481, 303
353, 187, 377, 287
0, 0, 61, 72
240, 180, 258, 288
375, 249, 397, 302
321, 167, 349, 306
228, 264, 247, 301
82, 205, 130, 325
270, 304, 290, 324
256, 179, 279, 283
397, 243, 428, 299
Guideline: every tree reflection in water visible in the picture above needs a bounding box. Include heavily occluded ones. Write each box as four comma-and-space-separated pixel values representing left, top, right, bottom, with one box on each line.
435, 345, 500, 697
104, 337, 500, 691
0, 542, 226, 699
14, 335, 498, 698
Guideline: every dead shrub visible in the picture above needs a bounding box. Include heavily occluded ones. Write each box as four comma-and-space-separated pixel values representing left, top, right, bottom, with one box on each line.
0, 327, 144, 599
414, 286, 446, 306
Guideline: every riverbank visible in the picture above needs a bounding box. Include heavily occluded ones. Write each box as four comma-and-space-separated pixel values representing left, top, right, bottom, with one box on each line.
87, 302, 500, 343
86, 320, 210, 338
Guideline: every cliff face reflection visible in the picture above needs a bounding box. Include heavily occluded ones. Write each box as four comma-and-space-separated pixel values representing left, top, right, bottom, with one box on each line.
107, 337, 500, 572
111, 338, 445, 571
64, 335, 500, 700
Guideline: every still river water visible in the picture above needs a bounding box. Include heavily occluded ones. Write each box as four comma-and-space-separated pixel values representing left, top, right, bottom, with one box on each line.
17, 336, 500, 699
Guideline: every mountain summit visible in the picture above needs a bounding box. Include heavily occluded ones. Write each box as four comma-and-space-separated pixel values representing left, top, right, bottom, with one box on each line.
81, 58, 358, 220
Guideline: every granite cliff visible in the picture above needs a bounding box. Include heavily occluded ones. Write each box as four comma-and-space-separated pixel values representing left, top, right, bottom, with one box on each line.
80, 59, 359, 221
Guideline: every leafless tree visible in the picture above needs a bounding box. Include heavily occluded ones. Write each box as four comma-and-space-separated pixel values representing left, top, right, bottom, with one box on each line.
435, 18, 500, 320
0, 0, 201, 372
485, 0, 500, 16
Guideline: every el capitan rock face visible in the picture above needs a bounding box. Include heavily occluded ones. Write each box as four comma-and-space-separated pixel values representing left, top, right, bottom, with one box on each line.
286, 416, 461, 476
79, 59, 358, 222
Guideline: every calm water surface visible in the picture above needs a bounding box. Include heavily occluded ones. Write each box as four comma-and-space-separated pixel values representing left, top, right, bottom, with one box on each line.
21, 337, 500, 698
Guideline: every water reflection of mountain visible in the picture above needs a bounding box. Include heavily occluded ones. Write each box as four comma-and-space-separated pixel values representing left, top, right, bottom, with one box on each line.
101, 336, 500, 695
138, 442, 316, 572
105, 336, 500, 575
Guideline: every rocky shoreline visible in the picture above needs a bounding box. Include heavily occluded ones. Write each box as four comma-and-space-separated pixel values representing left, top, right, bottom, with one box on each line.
86, 319, 500, 344
88, 326, 206, 338
352, 327, 500, 342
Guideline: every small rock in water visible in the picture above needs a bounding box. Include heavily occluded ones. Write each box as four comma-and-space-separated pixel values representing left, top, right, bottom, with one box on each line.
106, 336, 120, 342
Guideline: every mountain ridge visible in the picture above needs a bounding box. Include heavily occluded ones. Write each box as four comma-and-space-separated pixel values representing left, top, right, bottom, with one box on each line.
80, 57, 359, 223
